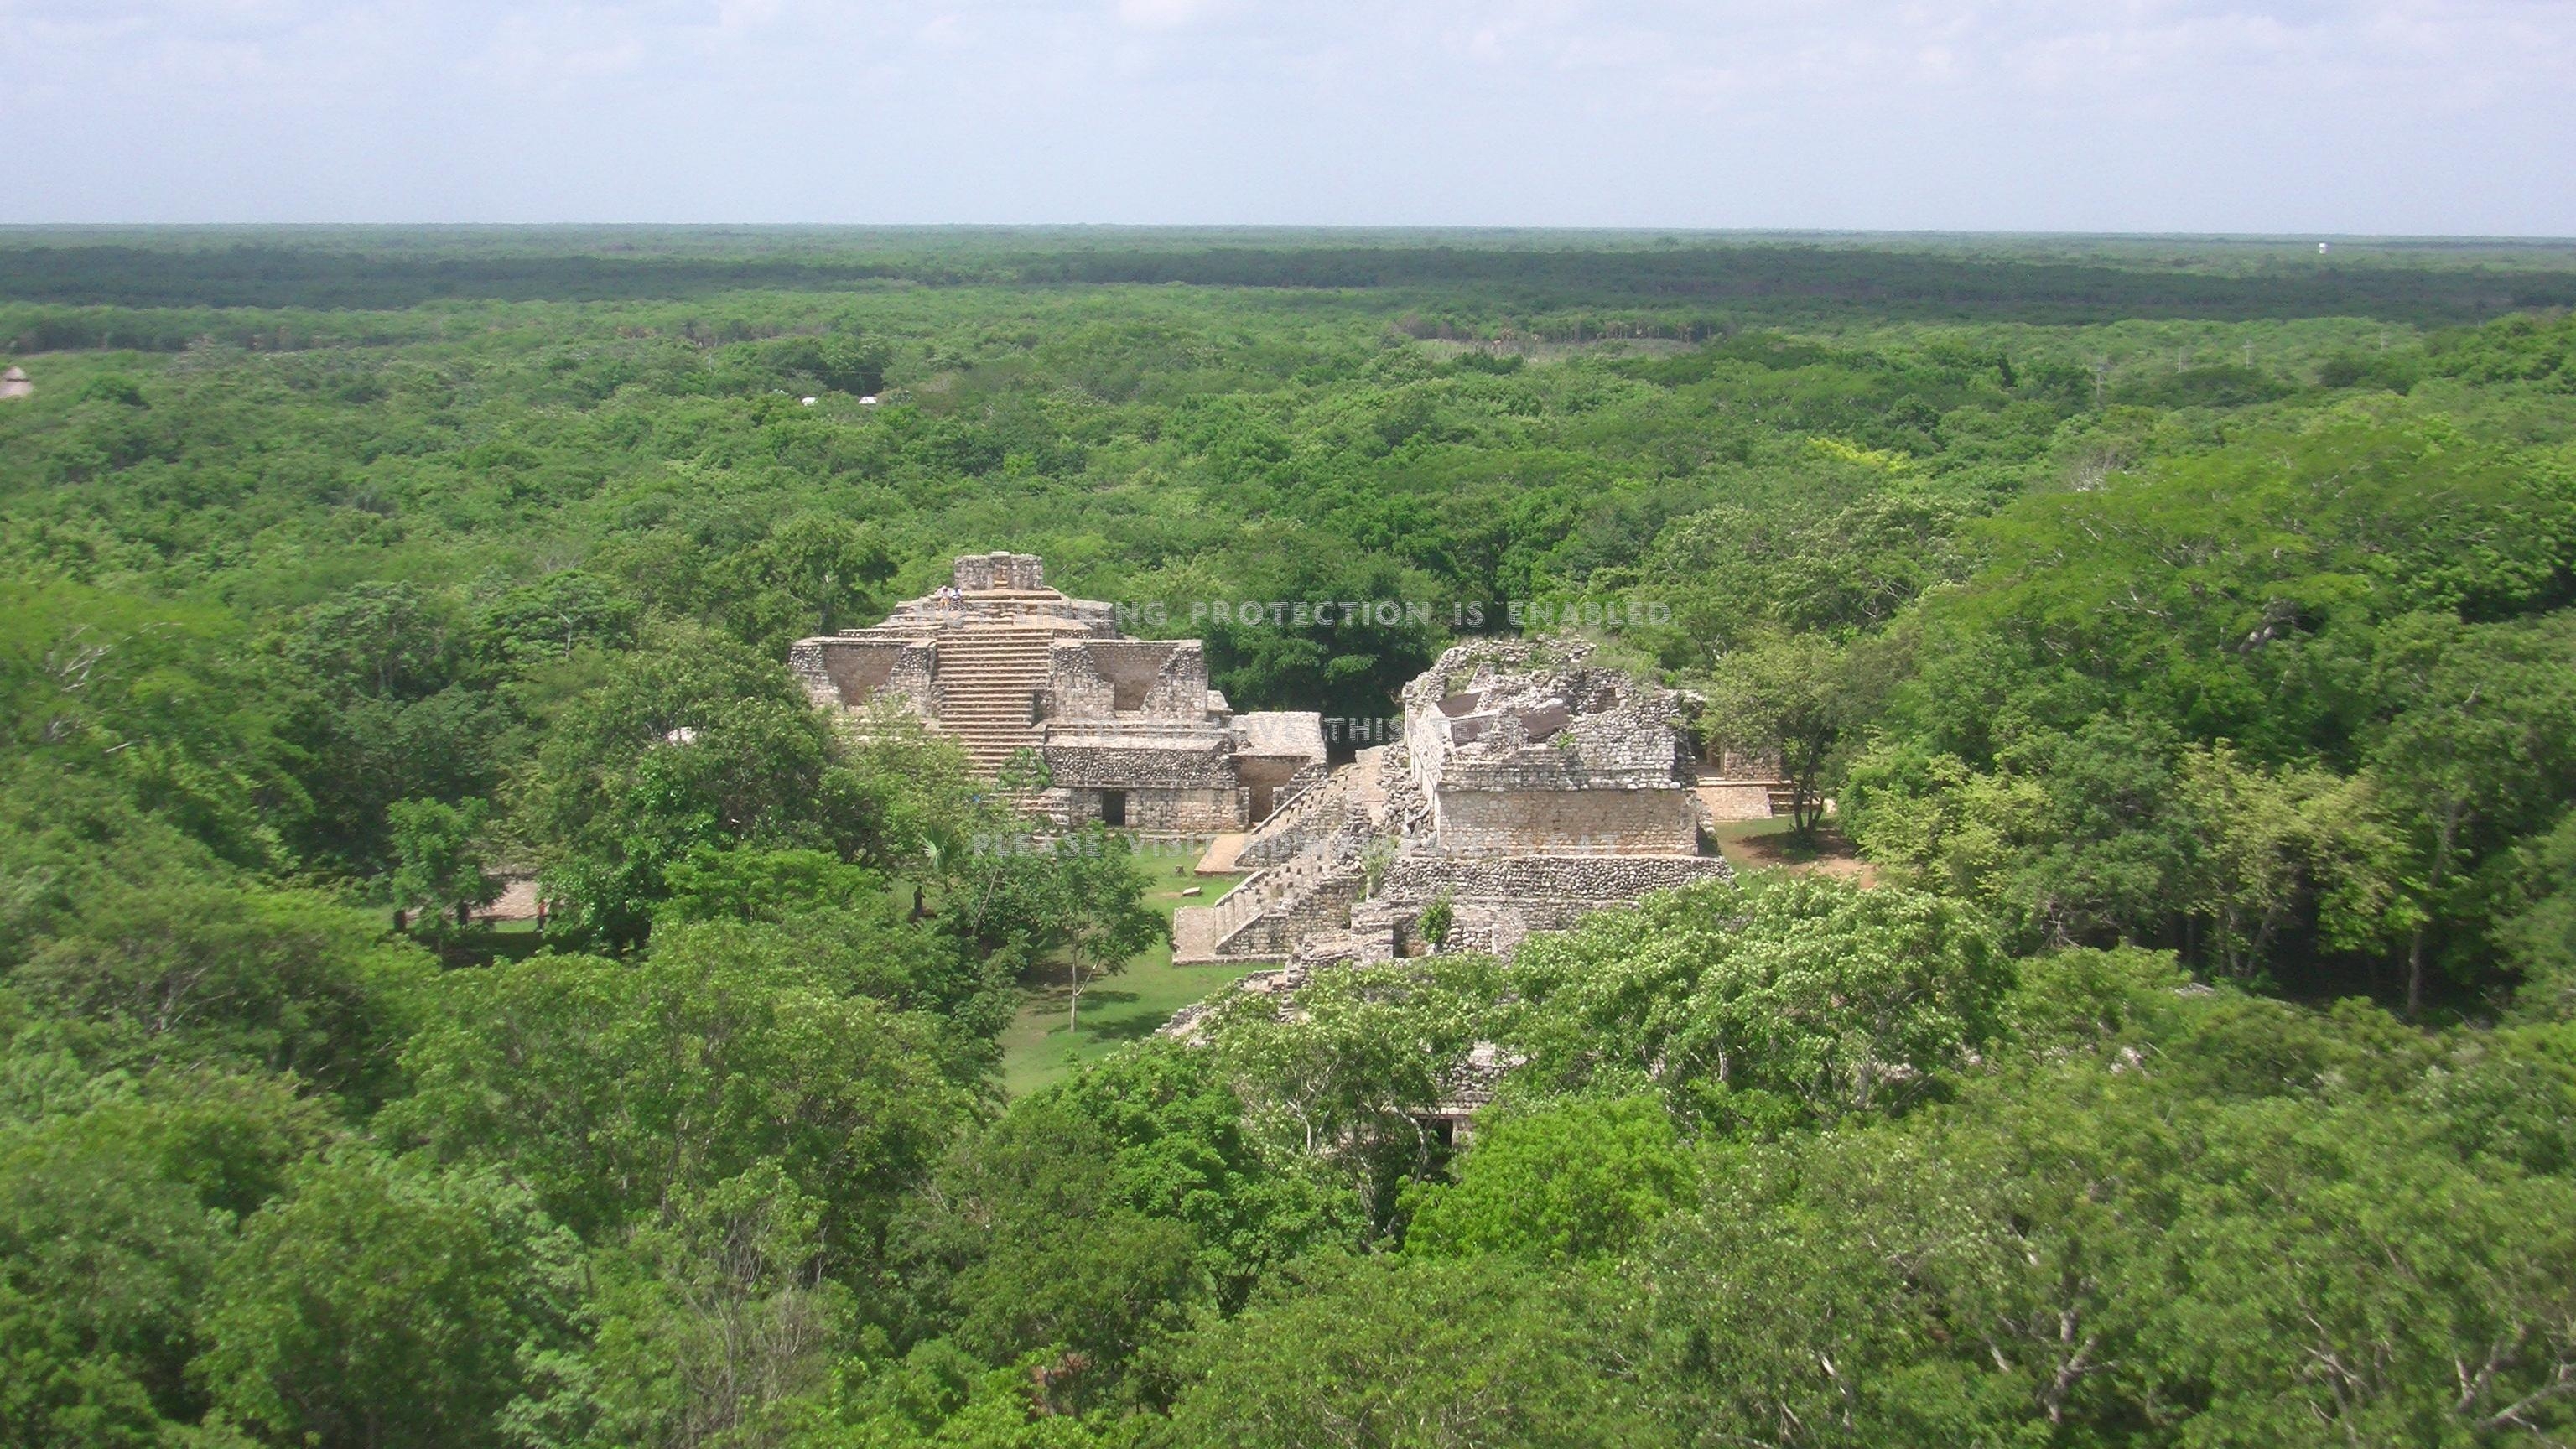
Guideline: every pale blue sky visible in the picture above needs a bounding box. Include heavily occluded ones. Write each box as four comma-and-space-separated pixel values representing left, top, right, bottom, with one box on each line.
3, 0, 2568, 231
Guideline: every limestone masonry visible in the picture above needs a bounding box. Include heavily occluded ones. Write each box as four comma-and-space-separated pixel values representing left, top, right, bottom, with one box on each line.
794, 555, 1759, 985
1171, 636, 1735, 972
790, 553, 1328, 831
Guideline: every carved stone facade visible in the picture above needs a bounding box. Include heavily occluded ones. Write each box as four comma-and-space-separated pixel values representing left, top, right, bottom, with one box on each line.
1172, 638, 1732, 969
789, 553, 1327, 831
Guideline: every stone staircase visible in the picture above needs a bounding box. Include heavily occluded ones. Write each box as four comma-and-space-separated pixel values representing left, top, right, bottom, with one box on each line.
1174, 864, 1286, 963
1172, 829, 1368, 963
1236, 747, 1390, 868
1235, 770, 1351, 868
928, 625, 1057, 773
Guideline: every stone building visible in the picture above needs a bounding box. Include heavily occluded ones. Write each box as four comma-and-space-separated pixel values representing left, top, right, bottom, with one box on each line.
0, 366, 30, 401
1403, 639, 1704, 855
789, 553, 1327, 831
1173, 638, 1732, 967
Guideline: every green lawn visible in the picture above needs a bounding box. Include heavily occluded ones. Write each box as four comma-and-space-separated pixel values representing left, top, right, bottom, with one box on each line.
997, 839, 1260, 1096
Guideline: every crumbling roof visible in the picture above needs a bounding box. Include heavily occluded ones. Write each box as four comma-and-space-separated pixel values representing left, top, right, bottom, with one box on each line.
1405, 637, 1694, 790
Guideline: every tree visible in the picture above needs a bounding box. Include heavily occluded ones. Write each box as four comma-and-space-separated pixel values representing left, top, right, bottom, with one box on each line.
1202, 955, 1505, 1216
2171, 743, 2405, 981
471, 571, 640, 666
938, 828, 1161, 1036
522, 624, 901, 949
2500, 812, 2576, 1021
195, 1149, 580, 1449
1504, 874, 2011, 1129
273, 582, 454, 703
896, 1043, 1353, 1413
914, 1100, 1198, 1411
1162, 1254, 1657, 1448
15, 873, 434, 1109
657, 845, 882, 926
703, 516, 896, 647
0, 1140, 211, 1449
385, 797, 501, 945
1055, 832, 1164, 1036
1401, 1095, 1694, 1263
382, 924, 974, 1253
0, 1072, 330, 1448
2366, 613, 2576, 1015
571, 1165, 857, 1449
1849, 714, 2196, 953
1700, 630, 1854, 840
1417, 891, 1455, 951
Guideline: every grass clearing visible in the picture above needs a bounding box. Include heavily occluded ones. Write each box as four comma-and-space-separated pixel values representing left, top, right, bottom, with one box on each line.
997, 839, 1259, 1096
1707, 813, 1874, 884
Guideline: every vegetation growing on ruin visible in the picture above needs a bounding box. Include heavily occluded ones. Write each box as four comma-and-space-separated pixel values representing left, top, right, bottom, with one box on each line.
3, 229, 2575, 1446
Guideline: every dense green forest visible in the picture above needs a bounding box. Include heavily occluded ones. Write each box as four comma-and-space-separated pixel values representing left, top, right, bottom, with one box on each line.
3, 229, 2574, 1446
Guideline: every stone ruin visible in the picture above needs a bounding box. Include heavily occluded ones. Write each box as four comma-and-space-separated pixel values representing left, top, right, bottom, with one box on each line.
1170, 636, 1734, 969
789, 553, 1328, 831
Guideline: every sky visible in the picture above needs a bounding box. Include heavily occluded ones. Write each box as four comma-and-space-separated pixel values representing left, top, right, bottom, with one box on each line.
1, 0, 2569, 233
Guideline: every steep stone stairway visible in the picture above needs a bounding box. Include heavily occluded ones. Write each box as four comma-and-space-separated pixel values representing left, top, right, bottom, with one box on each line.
928, 625, 1057, 774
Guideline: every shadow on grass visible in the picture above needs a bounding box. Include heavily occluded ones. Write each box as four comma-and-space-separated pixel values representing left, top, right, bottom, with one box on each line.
1078, 1012, 1171, 1045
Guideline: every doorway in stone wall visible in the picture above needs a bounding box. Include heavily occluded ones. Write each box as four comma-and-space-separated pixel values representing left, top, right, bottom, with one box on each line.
1098, 790, 1128, 827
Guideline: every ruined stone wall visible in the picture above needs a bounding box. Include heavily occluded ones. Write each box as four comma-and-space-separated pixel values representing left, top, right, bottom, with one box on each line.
1699, 783, 1776, 821
789, 637, 933, 713
787, 640, 837, 705
1405, 701, 1457, 800
1233, 754, 1306, 821
1339, 852, 1732, 958
1235, 790, 1355, 868
1043, 738, 1237, 791
952, 552, 1048, 590
1218, 870, 1363, 957
1403, 638, 1695, 804
1709, 745, 1784, 780
1046, 640, 1208, 719
1431, 787, 1700, 856
1380, 851, 1730, 905
1284, 872, 1365, 939
1062, 787, 1247, 833
1430, 709, 1689, 792
1145, 789, 1252, 833
1235, 755, 1306, 791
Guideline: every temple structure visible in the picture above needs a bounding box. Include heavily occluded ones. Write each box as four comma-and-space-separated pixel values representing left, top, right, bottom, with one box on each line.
1171, 637, 1733, 967
789, 553, 1327, 831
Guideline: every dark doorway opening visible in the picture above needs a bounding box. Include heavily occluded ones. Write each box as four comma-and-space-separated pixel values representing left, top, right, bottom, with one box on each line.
1099, 790, 1128, 827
